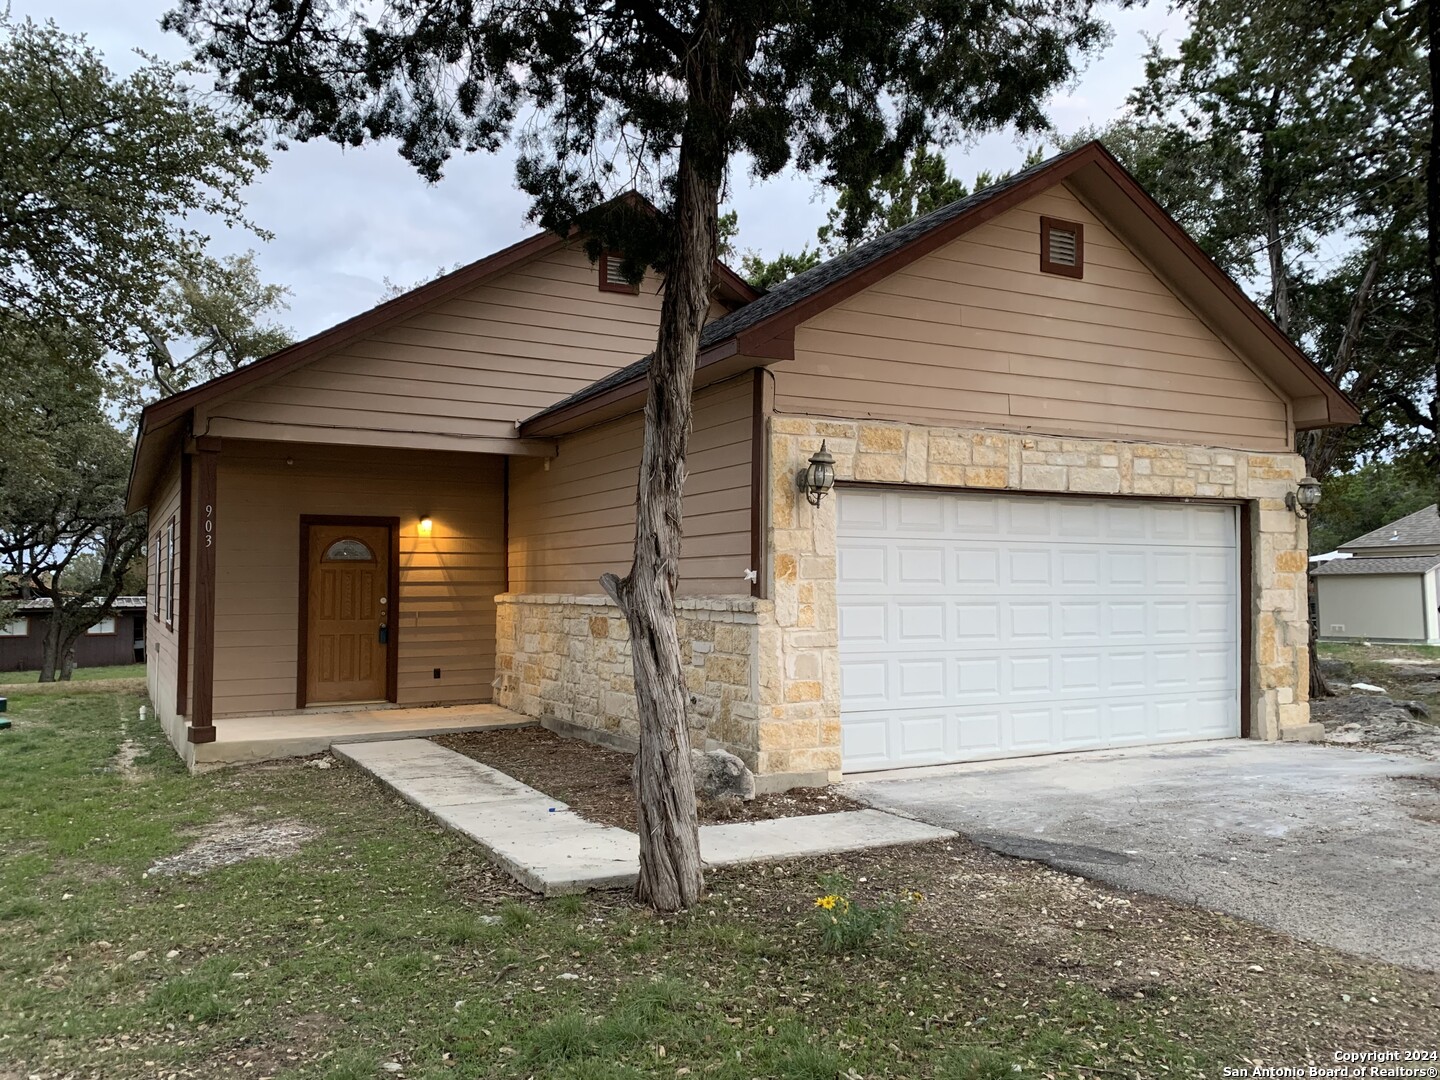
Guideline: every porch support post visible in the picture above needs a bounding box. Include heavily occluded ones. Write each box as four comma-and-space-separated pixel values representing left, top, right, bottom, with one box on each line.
187, 437, 220, 744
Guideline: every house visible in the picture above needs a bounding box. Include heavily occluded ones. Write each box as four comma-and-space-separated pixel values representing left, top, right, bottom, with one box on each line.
1313, 504, 1440, 646
0, 597, 147, 672
125, 142, 1357, 783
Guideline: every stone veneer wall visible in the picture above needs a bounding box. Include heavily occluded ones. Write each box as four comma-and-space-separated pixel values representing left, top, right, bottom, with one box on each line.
493, 418, 1313, 789
759, 416, 1315, 780
492, 593, 767, 766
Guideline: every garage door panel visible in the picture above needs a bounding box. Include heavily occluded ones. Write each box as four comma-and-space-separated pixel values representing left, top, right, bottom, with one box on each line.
839, 488, 1240, 771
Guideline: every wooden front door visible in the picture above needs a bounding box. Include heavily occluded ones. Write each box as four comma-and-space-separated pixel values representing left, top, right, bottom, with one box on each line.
303, 522, 393, 706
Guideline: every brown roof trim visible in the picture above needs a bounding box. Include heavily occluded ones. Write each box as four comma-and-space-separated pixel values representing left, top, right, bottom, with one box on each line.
525, 141, 1358, 436
715, 260, 763, 305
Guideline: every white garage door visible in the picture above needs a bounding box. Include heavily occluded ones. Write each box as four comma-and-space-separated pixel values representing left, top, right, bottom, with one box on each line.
837, 488, 1240, 771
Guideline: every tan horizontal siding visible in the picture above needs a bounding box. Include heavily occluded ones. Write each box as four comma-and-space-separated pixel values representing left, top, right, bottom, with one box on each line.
508, 377, 754, 596
208, 244, 709, 439
212, 442, 505, 717
778, 182, 1291, 451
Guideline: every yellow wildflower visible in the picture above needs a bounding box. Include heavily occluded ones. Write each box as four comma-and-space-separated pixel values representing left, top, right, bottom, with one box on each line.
814, 894, 840, 910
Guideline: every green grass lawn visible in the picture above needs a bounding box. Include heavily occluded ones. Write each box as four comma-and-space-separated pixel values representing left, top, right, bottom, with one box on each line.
0, 660, 146, 684
1, 687, 1436, 1079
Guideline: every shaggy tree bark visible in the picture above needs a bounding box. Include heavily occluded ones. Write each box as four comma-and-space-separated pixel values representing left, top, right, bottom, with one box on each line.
600, 14, 747, 911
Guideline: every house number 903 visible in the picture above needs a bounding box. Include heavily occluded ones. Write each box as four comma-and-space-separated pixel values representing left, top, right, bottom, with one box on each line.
204, 504, 214, 548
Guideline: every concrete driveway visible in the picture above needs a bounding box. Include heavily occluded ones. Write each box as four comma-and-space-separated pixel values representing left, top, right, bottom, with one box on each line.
848, 741, 1440, 971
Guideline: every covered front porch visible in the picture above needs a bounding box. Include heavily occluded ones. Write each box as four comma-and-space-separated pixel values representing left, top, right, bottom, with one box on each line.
151, 431, 557, 771
175, 701, 533, 770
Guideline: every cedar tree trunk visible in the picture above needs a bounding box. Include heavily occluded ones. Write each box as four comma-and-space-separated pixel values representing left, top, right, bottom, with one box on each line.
600, 14, 743, 912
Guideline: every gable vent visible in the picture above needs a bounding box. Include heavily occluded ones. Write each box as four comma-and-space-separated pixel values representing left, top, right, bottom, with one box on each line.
1048, 228, 1078, 265
1040, 216, 1084, 278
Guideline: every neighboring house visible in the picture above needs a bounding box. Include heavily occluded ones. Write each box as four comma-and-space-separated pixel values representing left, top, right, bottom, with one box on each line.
1313, 504, 1440, 645
126, 142, 1357, 783
0, 597, 147, 672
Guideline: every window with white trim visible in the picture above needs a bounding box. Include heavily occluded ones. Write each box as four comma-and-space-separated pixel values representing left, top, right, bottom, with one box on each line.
86, 617, 117, 635
0, 617, 28, 637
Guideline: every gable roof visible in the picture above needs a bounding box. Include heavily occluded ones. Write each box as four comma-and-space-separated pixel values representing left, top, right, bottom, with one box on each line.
1340, 504, 1440, 552
126, 199, 760, 512
522, 141, 1360, 438
1311, 553, 1440, 576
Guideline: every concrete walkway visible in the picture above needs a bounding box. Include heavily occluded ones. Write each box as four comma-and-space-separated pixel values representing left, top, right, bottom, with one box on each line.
336, 739, 953, 895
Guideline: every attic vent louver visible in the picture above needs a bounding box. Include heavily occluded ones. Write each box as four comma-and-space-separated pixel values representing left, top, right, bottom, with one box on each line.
1048, 228, 1078, 265
1040, 216, 1084, 278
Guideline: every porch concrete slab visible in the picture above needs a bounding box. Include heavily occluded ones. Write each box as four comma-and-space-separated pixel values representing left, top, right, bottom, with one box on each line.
700, 809, 955, 868
192, 702, 533, 767
337, 738, 957, 895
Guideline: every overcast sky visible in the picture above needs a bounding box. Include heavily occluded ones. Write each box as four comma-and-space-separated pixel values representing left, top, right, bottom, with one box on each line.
20, 1, 1189, 339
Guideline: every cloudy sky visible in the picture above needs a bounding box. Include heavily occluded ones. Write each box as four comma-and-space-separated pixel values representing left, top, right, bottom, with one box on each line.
20, 1, 1189, 339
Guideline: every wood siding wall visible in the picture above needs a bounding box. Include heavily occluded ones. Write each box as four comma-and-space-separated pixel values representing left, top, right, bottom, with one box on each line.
212, 442, 505, 716
145, 463, 183, 723
0, 613, 141, 672
508, 377, 754, 595
778, 184, 1292, 451
204, 245, 732, 443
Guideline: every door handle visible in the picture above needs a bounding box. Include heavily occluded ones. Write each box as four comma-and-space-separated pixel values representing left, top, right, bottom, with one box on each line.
378, 624, 389, 645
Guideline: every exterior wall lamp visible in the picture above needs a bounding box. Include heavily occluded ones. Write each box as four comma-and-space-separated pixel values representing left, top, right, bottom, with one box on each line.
418, 516, 433, 536
1285, 476, 1322, 519
798, 441, 836, 507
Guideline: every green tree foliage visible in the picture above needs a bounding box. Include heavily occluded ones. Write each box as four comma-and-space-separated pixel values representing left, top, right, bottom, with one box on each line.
1307, 453, 1436, 556
0, 320, 146, 681
138, 252, 293, 400
1079, 0, 1430, 479
0, 16, 268, 356
165, 0, 1111, 910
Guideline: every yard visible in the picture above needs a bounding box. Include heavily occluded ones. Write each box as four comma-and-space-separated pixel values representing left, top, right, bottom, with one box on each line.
2, 687, 1437, 1080
0, 662, 147, 686
1317, 641, 1440, 717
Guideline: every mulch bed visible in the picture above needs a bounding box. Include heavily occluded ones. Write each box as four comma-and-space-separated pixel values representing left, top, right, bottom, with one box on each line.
433, 726, 866, 830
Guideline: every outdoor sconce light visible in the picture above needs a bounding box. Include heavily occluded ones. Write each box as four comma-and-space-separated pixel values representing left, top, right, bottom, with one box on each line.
418, 516, 433, 536
1285, 476, 1322, 519
798, 441, 836, 507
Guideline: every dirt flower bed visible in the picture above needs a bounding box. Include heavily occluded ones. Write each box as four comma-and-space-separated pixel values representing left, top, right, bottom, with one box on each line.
433, 725, 865, 829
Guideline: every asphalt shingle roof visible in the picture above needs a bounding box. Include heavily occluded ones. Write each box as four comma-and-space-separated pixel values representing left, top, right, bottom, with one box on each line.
1340, 504, 1440, 552
526, 147, 1085, 424
1311, 554, 1440, 576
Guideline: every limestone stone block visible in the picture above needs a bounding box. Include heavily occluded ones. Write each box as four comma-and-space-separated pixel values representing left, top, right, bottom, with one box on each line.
1068, 467, 1121, 494
965, 466, 1008, 488
1022, 464, 1067, 491
858, 424, 905, 453
855, 453, 905, 483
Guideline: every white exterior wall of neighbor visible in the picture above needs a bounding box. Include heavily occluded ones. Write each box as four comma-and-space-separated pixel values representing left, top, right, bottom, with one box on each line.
1425, 569, 1440, 644
1316, 574, 1432, 644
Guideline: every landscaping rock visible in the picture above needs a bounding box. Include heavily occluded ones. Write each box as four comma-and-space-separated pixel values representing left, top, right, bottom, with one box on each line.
691, 748, 756, 802
1310, 694, 1440, 761
1318, 657, 1356, 684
